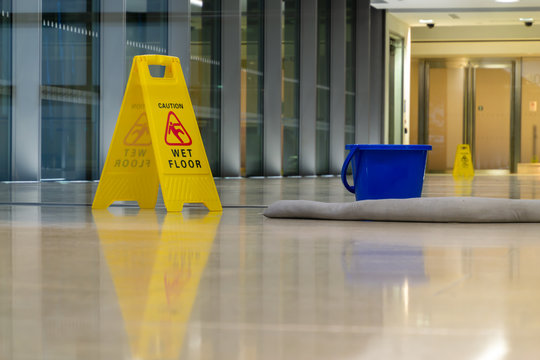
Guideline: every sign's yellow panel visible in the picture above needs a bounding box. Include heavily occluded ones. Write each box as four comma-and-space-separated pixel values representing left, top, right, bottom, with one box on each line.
453, 144, 475, 179
93, 55, 222, 212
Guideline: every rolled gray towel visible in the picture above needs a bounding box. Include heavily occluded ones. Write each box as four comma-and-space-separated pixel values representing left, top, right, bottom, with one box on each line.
263, 197, 540, 223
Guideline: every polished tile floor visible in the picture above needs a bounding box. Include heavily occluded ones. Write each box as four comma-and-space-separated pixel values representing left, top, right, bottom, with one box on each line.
3, 175, 540, 359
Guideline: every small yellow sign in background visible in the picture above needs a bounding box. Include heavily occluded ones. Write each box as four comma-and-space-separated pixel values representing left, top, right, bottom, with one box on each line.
93, 55, 221, 212
453, 144, 475, 179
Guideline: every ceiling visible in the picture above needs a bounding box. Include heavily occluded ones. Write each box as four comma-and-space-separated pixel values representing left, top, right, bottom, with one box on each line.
372, 0, 540, 27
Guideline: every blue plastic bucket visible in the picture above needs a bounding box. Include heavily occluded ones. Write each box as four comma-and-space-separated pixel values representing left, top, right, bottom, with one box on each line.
341, 144, 432, 201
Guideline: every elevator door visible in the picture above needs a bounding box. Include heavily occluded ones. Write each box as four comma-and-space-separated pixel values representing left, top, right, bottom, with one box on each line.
425, 63, 465, 172
473, 67, 512, 170
423, 60, 515, 173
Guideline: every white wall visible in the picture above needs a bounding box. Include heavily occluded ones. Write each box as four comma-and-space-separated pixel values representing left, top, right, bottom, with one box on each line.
411, 25, 540, 57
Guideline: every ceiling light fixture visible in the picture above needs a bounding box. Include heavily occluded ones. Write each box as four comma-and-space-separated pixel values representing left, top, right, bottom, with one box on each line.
520, 17, 534, 22
495, 0, 519, 3
419, 19, 434, 24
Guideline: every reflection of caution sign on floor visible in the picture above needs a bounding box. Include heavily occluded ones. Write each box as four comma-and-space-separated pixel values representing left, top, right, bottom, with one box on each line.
92, 55, 222, 212
94, 209, 220, 360
453, 144, 474, 179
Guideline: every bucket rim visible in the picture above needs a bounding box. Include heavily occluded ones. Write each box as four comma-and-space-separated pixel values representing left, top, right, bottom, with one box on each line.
345, 144, 432, 151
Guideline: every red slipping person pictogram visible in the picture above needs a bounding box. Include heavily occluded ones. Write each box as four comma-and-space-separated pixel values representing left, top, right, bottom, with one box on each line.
164, 111, 192, 146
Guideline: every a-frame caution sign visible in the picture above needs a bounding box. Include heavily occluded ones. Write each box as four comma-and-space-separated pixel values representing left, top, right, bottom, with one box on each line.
93, 55, 222, 212
452, 144, 475, 179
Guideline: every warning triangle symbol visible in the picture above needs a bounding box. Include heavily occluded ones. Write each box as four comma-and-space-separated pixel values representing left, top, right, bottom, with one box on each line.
165, 111, 192, 146
124, 113, 152, 146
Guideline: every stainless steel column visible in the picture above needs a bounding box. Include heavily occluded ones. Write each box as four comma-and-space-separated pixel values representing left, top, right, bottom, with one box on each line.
100, 0, 126, 170
511, 60, 522, 173
355, 0, 370, 144
221, 0, 241, 177
12, 0, 41, 180
329, 0, 346, 173
299, 0, 317, 176
169, 0, 190, 85
264, 0, 282, 176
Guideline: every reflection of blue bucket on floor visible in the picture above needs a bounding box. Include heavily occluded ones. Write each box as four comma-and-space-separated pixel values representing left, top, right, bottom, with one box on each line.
342, 242, 426, 286
341, 144, 432, 201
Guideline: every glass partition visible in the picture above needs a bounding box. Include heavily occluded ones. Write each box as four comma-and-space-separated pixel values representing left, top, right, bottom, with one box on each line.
316, 0, 330, 174
0, 0, 11, 180
521, 58, 540, 164
282, 0, 300, 176
126, 0, 168, 77
345, 0, 356, 147
241, 0, 264, 177
191, 0, 222, 176
41, 0, 100, 180
388, 35, 403, 144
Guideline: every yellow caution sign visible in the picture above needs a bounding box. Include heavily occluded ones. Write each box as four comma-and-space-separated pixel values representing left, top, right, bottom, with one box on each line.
452, 144, 474, 179
93, 55, 222, 212
94, 209, 220, 360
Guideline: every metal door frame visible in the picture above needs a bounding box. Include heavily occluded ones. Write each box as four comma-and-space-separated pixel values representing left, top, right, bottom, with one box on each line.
389, 33, 404, 144
418, 58, 521, 173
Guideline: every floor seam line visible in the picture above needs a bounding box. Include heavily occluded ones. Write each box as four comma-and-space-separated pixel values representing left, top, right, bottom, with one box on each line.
0, 202, 268, 209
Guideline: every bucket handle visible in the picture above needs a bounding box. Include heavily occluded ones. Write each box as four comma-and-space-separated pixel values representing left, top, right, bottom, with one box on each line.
341, 148, 356, 194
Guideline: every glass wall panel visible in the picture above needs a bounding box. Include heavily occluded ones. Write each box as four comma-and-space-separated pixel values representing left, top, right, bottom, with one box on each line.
126, 0, 168, 77
41, 0, 100, 180
388, 35, 404, 144
0, 0, 11, 181
241, 0, 264, 177
345, 0, 356, 147
410, 58, 419, 145
521, 58, 540, 163
316, 0, 330, 174
190, 0, 221, 176
282, 0, 300, 176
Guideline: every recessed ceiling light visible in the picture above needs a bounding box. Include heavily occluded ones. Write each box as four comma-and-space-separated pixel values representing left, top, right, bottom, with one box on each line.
520, 17, 534, 22
419, 19, 434, 24
495, 0, 519, 3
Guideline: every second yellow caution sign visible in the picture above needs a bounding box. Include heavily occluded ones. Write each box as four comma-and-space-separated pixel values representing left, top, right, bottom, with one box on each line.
93, 55, 222, 212
452, 144, 474, 179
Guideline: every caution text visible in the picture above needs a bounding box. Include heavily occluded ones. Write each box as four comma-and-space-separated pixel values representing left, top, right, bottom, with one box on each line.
169, 147, 201, 169
168, 159, 201, 169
